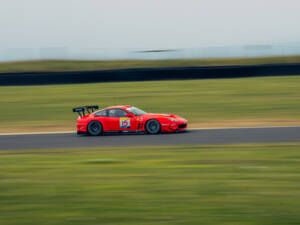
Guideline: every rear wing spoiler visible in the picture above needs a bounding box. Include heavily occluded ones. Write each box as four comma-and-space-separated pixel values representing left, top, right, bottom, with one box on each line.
72, 105, 99, 117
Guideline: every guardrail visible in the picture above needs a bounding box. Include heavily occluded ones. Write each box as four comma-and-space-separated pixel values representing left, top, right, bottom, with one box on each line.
1, 63, 300, 86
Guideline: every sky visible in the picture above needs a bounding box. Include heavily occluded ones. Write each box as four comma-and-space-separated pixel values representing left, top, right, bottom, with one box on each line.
1, 0, 300, 50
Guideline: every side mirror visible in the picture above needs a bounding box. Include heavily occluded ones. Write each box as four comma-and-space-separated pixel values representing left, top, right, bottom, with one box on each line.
126, 113, 133, 117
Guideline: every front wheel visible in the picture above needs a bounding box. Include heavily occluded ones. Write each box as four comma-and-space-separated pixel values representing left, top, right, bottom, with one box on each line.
146, 119, 161, 134
87, 121, 103, 136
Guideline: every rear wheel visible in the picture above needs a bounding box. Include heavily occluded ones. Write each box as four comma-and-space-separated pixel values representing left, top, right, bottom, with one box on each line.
146, 119, 161, 134
87, 121, 103, 136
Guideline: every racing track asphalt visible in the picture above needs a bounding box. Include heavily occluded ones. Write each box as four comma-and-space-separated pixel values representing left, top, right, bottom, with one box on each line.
0, 126, 300, 150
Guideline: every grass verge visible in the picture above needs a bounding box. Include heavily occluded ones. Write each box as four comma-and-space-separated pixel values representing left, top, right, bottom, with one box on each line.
1, 76, 300, 132
0, 55, 300, 73
1, 143, 300, 225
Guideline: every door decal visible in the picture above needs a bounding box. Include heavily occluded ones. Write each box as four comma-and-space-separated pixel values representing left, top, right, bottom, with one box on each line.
120, 118, 130, 129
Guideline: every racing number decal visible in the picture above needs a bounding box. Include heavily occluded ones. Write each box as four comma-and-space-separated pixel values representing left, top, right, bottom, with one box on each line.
120, 118, 130, 129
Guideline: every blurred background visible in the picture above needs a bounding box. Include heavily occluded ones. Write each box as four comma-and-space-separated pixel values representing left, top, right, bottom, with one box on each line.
2, 43, 300, 61
1, 0, 300, 62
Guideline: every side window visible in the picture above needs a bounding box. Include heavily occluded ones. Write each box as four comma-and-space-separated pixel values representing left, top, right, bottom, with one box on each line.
95, 110, 108, 117
108, 109, 127, 117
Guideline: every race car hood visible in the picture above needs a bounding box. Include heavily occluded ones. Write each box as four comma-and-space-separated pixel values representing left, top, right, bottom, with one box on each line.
142, 113, 184, 120
146, 113, 174, 117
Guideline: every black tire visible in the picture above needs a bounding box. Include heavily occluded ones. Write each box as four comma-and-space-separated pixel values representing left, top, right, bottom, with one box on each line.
87, 121, 103, 136
146, 119, 161, 134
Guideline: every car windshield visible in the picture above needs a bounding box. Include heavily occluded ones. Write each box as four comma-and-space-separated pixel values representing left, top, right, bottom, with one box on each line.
126, 107, 147, 116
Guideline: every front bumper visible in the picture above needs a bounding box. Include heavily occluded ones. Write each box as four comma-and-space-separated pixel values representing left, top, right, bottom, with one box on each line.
161, 121, 188, 133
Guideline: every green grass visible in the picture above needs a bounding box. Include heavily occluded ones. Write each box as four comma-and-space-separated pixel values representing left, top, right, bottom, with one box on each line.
0, 76, 300, 131
0, 55, 300, 73
1, 143, 300, 225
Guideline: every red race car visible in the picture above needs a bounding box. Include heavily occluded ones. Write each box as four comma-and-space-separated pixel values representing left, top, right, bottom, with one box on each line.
73, 105, 187, 136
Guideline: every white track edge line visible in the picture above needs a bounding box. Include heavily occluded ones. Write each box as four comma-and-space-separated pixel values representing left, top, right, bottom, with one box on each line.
0, 131, 74, 136
189, 125, 300, 130
0, 125, 299, 136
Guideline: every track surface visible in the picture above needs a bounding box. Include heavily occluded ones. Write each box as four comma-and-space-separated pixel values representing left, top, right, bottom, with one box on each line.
1, 126, 299, 150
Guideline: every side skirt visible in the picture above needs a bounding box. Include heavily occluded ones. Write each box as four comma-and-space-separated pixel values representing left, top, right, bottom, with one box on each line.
103, 130, 146, 135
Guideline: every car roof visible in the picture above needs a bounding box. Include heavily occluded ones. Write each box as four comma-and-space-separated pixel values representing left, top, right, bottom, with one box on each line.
103, 105, 131, 110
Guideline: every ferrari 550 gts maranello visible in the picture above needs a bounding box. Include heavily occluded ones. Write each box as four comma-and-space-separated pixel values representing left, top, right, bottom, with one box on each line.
73, 105, 188, 136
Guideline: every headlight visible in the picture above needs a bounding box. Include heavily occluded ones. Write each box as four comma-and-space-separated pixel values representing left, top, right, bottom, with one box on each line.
168, 118, 178, 122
